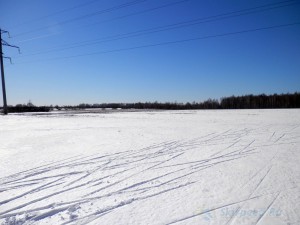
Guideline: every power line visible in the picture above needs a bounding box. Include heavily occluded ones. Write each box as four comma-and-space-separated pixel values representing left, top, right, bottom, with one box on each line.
12, 0, 148, 38
10, 0, 101, 29
15, 22, 300, 64
42, 0, 297, 41
17, 0, 299, 57
88, 0, 298, 26
80, 0, 191, 30
14, 0, 191, 42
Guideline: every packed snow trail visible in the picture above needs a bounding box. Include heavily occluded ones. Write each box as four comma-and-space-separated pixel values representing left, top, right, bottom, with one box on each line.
0, 109, 299, 224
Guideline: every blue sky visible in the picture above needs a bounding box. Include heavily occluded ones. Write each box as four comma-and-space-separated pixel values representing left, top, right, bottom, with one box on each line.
0, 0, 299, 105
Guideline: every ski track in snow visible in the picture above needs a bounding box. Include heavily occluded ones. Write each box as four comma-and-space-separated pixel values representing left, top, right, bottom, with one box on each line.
0, 110, 299, 225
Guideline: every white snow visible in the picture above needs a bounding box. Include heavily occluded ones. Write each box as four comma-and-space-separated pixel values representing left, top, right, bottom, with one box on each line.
0, 109, 299, 225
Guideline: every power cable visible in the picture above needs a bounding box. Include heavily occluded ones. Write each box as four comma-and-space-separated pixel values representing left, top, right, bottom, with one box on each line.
17, 0, 299, 57
15, 22, 300, 64
80, 0, 191, 29
10, 0, 101, 29
12, 0, 148, 38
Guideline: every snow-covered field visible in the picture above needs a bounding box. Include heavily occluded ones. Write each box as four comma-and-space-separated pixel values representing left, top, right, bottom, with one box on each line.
0, 109, 299, 225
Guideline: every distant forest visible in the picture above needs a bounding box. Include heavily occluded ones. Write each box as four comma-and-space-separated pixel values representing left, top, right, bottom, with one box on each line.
3, 92, 300, 113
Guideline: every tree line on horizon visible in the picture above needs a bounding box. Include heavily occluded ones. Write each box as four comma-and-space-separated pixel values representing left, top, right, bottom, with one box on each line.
2, 92, 300, 113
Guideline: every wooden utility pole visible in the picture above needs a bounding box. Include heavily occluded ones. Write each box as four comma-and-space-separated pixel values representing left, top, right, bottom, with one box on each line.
0, 29, 20, 115
0, 29, 8, 114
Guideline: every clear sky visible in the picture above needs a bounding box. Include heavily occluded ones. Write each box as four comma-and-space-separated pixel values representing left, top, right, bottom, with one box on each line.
0, 0, 299, 106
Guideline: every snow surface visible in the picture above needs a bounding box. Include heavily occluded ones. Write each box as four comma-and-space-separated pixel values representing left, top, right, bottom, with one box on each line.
0, 109, 299, 225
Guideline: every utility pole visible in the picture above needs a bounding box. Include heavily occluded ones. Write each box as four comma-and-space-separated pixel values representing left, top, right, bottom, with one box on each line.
0, 30, 8, 114
0, 29, 20, 115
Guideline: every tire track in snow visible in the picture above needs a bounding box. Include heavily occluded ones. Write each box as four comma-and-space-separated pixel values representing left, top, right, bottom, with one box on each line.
255, 192, 281, 225
166, 196, 261, 224
0, 127, 287, 224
